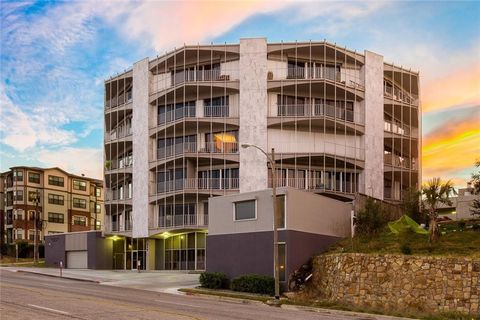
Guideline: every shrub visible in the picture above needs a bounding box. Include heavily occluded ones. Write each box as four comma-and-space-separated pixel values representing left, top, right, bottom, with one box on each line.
199, 272, 229, 289
473, 223, 480, 232
400, 243, 412, 255
457, 221, 466, 230
354, 198, 387, 236
230, 274, 275, 296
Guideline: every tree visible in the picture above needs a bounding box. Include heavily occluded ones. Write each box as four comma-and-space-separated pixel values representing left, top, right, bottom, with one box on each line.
354, 197, 386, 236
421, 178, 456, 243
400, 187, 425, 224
470, 160, 480, 217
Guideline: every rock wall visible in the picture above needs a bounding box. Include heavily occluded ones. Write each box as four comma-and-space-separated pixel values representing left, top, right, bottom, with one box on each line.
311, 253, 479, 315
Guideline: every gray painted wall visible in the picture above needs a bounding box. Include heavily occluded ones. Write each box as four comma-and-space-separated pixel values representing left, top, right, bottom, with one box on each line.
87, 231, 113, 270
239, 38, 268, 193
45, 234, 66, 268
132, 58, 150, 238
363, 50, 384, 200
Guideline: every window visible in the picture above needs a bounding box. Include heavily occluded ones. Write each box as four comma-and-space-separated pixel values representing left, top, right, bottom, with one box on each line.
48, 175, 64, 187
13, 170, 23, 182
73, 198, 87, 209
14, 190, 23, 201
73, 180, 87, 191
278, 243, 286, 282
28, 172, 40, 184
95, 203, 101, 214
14, 210, 24, 220
95, 220, 101, 230
28, 210, 36, 221
28, 191, 39, 202
48, 193, 64, 205
276, 195, 286, 229
234, 200, 256, 221
95, 187, 101, 197
48, 212, 64, 223
29, 230, 40, 241
73, 216, 86, 226
15, 229, 24, 240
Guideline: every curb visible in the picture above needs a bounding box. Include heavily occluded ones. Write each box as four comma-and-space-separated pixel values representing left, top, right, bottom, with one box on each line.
15, 270, 102, 284
182, 290, 265, 306
281, 304, 413, 320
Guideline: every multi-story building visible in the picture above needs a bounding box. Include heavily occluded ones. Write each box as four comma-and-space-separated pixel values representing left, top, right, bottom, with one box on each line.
104, 38, 420, 271
0, 166, 104, 245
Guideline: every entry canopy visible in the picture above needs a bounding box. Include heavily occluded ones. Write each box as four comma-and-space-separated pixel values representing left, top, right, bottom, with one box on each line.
388, 215, 428, 235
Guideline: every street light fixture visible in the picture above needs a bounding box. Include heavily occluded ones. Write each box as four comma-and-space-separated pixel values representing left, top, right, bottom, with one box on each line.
241, 143, 280, 301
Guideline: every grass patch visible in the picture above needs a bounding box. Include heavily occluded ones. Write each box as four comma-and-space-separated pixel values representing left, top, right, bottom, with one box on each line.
0, 257, 46, 267
327, 222, 480, 258
179, 287, 270, 302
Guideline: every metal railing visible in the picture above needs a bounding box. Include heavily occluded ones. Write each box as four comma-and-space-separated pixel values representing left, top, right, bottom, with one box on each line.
106, 91, 132, 109
384, 154, 418, 170
274, 103, 361, 124
276, 66, 364, 90
157, 142, 238, 159
158, 105, 196, 125
106, 157, 133, 171
204, 105, 230, 117
384, 85, 418, 104
108, 123, 132, 141
106, 188, 132, 201
267, 177, 358, 193
384, 120, 412, 136
156, 178, 239, 193
172, 69, 222, 85
158, 214, 208, 228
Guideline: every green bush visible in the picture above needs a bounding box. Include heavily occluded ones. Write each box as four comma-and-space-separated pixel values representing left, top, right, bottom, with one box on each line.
354, 198, 387, 236
199, 272, 229, 289
400, 243, 412, 255
472, 223, 480, 232
458, 221, 466, 230
230, 274, 275, 296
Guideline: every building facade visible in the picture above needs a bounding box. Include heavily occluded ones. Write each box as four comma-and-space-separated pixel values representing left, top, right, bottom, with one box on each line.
0, 167, 104, 245
104, 38, 421, 271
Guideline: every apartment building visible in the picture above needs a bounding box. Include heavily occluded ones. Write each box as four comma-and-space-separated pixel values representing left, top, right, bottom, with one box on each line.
0, 166, 104, 245
104, 38, 420, 271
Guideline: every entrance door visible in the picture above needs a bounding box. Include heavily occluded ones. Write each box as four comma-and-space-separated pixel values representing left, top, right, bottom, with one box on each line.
131, 250, 146, 270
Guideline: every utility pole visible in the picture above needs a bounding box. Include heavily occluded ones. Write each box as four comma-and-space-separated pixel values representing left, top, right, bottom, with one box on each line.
33, 189, 40, 264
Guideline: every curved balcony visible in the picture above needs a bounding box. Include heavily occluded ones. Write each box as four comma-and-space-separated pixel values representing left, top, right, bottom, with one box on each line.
384, 83, 418, 105
384, 154, 418, 171
384, 120, 418, 138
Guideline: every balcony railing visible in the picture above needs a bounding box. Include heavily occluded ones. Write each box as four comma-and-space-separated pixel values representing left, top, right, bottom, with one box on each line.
273, 103, 362, 124
106, 188, 132, 201
384, 154, 418, 170
270, 66, 364, 90
157, 142, 238, 159
204, 105, 230, 117
158, 214, 208, 228
384, 85, 418, 104
268, 177, 358, 194
108, 124, 132, 141
158, 105, 196, 125
106, 91, 132, 109
172, 69, 223, 86
106, 157, 133, 171
384, 120, 413, 136
156, 178, 239, 193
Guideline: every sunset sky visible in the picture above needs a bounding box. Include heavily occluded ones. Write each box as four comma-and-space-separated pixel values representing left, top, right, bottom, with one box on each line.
1, 0, 479, 188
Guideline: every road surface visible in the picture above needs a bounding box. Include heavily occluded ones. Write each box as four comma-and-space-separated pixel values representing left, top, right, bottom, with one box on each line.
0, 269, 382, 320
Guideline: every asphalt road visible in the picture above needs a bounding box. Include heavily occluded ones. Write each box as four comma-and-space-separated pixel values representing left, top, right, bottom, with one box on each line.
0, 269, 380, 320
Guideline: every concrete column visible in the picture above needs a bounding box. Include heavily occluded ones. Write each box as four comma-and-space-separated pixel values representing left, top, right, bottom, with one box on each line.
132, 58, 150, 238
239, 38, 268, 193
363, 51, 384, 200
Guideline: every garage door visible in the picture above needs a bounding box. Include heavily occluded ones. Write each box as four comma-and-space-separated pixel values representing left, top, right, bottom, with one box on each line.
67, 251, 87, 269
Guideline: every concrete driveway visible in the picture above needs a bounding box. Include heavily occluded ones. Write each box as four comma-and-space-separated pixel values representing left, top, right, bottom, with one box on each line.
1, 267, 199, 293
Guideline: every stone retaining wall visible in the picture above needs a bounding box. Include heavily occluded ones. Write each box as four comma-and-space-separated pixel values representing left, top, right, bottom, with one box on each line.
311, 253, 479, 315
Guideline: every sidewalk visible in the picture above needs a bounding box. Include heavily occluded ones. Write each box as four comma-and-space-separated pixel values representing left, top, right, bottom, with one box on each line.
1, 267, 199, 293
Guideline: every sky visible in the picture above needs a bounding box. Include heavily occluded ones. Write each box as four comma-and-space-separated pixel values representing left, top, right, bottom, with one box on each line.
0, 0, 479, 188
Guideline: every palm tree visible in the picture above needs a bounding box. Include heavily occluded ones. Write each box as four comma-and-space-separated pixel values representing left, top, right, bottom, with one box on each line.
421, 178, 456, 243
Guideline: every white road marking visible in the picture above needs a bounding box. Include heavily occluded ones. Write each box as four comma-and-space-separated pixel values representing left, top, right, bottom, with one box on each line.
27, 304, 70, 315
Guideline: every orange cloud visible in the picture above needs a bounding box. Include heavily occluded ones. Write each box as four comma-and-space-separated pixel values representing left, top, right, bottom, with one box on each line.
422, 63, 480, 113
422, 117, 480, 184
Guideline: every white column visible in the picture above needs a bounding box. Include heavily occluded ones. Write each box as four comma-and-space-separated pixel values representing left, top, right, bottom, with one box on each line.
239, 38, 268, 193
363, 51, 384, 200
132, 58, 150, 238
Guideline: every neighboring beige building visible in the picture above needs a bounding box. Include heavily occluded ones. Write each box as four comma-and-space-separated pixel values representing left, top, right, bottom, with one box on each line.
438, 184, 479, 220
0, 166, 104, 245
104, 38, 420, 271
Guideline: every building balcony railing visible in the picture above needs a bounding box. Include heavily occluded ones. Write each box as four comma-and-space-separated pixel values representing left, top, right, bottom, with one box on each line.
384, 154, 418, 170
106, 157, 133, 171
384, 120, 413, 136
158, 105, 196, 125
106, 91, 132, 109
269, 66, 364, 90
384, 84, 418, 105
172, 69, 224, 86
106, 189, 132, 201
158, 214, 208, 228
108, 125, 132, 141
274, 103, 363, 124
157, 105, 236, 126
157, 142, 238, 160
156, 178, 239, 194
203, 105, 230, 117
268, 177, 358, 194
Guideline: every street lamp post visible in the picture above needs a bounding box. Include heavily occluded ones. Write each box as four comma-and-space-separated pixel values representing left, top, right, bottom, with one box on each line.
241, 144, 280, 301
33, 189, 40, 264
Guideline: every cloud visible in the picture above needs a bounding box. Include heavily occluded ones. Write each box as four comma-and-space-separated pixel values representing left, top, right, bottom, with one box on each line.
422, 110, 480, 185
37, 147, 103, 179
